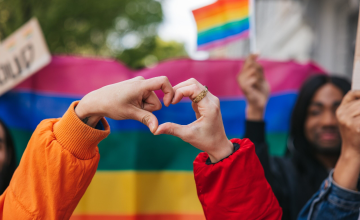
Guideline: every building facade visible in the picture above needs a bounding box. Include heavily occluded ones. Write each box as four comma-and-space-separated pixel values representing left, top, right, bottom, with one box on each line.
209, 0, 360, 79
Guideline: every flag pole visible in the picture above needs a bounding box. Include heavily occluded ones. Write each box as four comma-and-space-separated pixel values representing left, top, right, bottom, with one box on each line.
352, 4, 360, 90
249, 0, 257, 53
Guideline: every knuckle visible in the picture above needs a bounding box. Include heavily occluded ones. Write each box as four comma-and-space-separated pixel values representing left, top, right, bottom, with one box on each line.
156, 102, 162, 110
141, 114, 152, 125
336, 109, 341, 118
336, 107, 346, 119
337, 115, 345, 125
136, 76, 145, 80
189, 78, 198, 83
344, 120, 352, 128
209, 104, 221, 114
214, 105, 221, 113
187, 84, 198, 93
191, 83, 198, 89
166, 127, 175, 135
160, 76, 169, 82
258, 66, 264, 73
250, 67, 257, 73
216, 100, 220, 107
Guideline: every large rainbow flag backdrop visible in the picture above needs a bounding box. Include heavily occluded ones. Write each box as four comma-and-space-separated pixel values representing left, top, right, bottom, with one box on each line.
193, 0, 250, 51
0, 56, 324, 219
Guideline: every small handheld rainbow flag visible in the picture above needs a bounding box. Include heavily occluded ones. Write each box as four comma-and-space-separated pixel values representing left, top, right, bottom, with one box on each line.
192, 0, 250, 51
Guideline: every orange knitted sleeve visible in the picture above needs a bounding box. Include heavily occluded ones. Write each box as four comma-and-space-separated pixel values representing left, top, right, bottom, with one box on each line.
0, 101, 110, 220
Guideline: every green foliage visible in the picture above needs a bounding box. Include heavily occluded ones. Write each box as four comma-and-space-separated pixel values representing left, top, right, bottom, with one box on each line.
0, 0, 188, 68
117, 37, 188, 69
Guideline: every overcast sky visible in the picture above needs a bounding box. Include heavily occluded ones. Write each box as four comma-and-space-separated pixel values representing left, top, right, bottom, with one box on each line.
158, 0, 216, 60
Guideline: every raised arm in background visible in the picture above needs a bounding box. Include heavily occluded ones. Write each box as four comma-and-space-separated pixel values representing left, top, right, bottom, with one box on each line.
237, 54, 272, 168
238, 55, 291, 218
0, 76, 175, 220
156, 78, 282, 220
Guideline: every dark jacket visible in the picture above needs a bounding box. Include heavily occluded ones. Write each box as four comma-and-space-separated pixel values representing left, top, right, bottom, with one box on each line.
245, 120, 329, 220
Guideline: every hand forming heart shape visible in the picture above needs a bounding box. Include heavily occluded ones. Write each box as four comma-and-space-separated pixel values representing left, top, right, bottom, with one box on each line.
75, 76, 233, 163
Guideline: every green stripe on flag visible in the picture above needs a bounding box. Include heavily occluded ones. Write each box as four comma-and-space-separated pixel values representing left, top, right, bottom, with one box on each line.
11, 129, 288, 170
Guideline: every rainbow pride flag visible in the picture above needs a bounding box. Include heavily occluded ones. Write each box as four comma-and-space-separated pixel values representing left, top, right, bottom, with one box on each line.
193, 0, 250, 51
0, 56, 324, 220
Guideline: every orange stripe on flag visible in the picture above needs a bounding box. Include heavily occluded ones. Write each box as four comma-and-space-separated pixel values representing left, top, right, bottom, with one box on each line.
71, 214, 206, 220
196, 8, 249, 32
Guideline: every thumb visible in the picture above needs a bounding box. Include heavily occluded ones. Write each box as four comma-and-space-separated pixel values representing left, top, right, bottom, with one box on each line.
131, 108, 159, 133
154, 122, 191, 140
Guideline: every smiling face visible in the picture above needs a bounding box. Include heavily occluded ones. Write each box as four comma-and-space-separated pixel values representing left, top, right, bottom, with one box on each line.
304, 83, 343, 152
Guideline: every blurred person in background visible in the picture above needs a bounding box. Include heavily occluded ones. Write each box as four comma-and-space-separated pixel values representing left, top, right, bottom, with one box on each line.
298, 89, 360, 219
238, 55, 359, 220
0, 119, 16, 195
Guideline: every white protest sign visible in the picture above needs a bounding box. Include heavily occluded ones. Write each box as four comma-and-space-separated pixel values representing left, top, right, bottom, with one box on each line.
0, 18, 51, 95
352, 6, 360, 90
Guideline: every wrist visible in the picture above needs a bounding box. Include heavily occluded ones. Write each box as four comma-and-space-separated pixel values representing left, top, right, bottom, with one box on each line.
333, 148, 360, 190
208, 139, 234, 163
75, 101, 90, 119
338, 149, 360, 170
75, 99, 102, 128
246, 105, 265, 121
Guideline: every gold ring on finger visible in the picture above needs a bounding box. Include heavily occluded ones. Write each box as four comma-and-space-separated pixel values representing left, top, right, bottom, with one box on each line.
193, 86, 208, 103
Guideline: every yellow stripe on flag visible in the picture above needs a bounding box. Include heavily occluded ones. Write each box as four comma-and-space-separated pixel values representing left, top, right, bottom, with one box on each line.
73, 171, 204, 215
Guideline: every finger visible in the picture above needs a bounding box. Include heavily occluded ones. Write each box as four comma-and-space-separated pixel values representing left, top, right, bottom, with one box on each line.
143, 91, 162, 112
341, 90, 360, 105
154, 122, 192, 140
243, 54, 259, 69
241, 76, 258, 93
254, 63, 264, 78
129, 76, 145, 81
173, 78, 203, 91
343, 100, 360, 118
240, 63, 263, 83
172, 84, 206, 105
143, 76, 174, 107
130, 107, 159, 133
192, 102, 201, 119
241, 68, 258, 79
247, 75, 258, 86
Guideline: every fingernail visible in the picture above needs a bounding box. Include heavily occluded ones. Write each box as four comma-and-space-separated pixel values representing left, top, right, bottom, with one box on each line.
154, 130, 162, 135
149, 123, 155, 133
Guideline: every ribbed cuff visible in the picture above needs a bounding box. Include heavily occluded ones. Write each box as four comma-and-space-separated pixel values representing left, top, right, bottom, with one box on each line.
205, 143, 240, 165
54, 101, 110, 160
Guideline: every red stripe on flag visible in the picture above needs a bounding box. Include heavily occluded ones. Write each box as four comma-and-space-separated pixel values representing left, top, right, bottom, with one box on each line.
193, 0, 248, 21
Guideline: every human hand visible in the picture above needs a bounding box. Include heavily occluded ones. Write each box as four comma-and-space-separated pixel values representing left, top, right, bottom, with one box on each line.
238, 54, 270, 120
154, 78, 233, 163
75, 76, 174, 133
336, 90, 360, 156
333, 90, 360, 190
